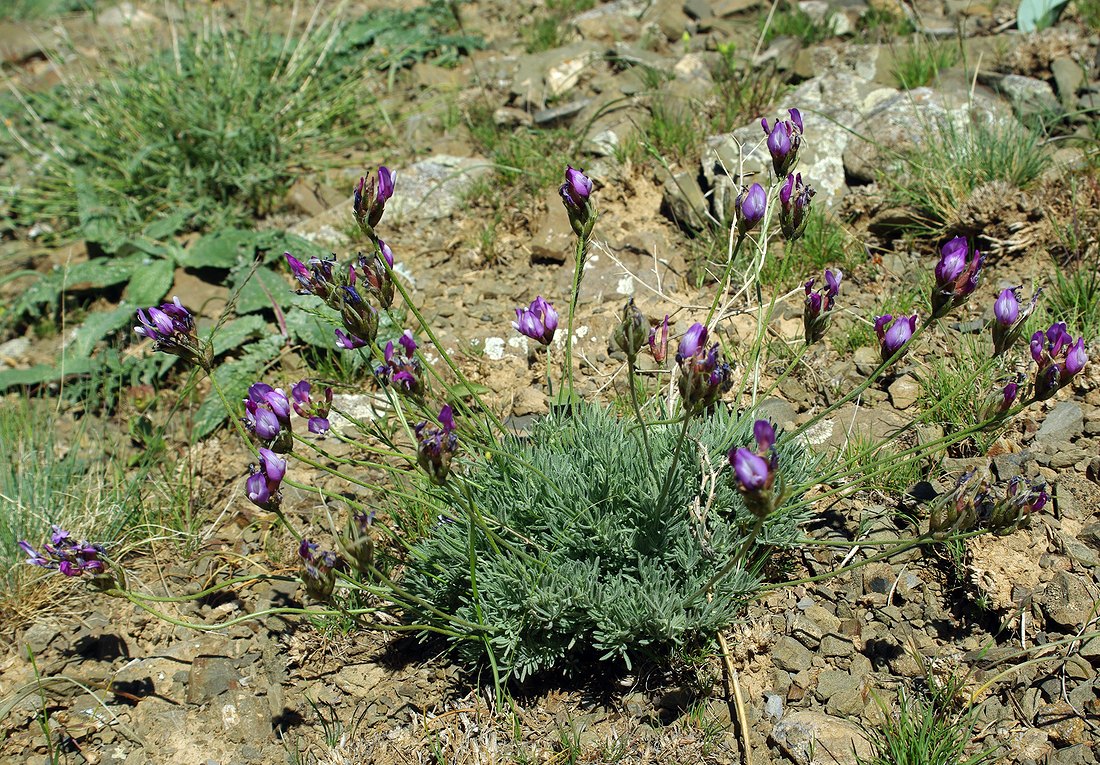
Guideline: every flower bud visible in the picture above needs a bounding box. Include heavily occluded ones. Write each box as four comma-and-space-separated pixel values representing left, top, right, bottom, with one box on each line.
340, 512, 375, 575
353, 166, 395, 231
761, 108, 803, 177
1031, 323, 1088, 400
613, 299, 647, 362
803, 268, 842, 345
648, 315, 669, 364
559, 166, 596, 238
729, 419, 781, 519
736, 183, 767, 234
298, 539, 339, 601
778, 173, 815, 242
931, 237, 982, 319
874, 313, 918, 364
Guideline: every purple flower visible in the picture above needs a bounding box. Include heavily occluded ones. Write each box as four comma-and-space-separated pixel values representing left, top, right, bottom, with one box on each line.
779, 173, 815, 241
931, 237, 983, 318
991, 287, 1039, 356
1031, 323, 1088, 400
753, 419, 776, 452
415, 406, 459, 485
285, 252, 340, 302
298, 538, 339, 601
760, 108, 804, 176
335, 328, 367, 350
731, 448, 770, 491
18, 526, 108, 578
353, 166, 396, 229
244, 400, 282, 442
291, 380, 333, 434
677, 323, 708, 361
248, 383, 291, 425
376, 331, 424, 398
559, 166, 596, 237
513, 296, 559, 346
676, 324, 732, 414
562, 166, 592, 205
804, 268, 842, 344
875, 313, 918, 363
648, 315, 670, 364
737, 183, 767, 233
245, 448, 286, 511
133, 296, 210, 370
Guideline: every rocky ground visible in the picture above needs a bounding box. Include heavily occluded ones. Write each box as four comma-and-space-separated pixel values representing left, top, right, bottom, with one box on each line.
1, 0, 1099, 763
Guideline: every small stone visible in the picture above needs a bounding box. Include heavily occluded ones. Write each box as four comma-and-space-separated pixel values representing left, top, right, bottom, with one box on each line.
1036, 402, 1084, 444
887, 374, 920, 410
820, 634, 854, 658
993, 450, 1033, 480
772, 710, 872, 765
791, 614, 825, 648
1039, 571, 1096, 630
187, 656, 238, 704
1051, 57, 1085, 107
772, 636, 814, 673
683, 0, 713, 19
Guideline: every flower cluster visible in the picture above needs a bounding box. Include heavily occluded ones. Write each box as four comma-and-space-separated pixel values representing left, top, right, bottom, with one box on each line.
243, 382, 293, 451
991, 287, 1040, 356
133, 296, 212, 371
761, 108, 803, 177
778, 172, 814, 242
931, 237, 982, 318
513, 296, 559, 346
931, 471, 1048, 536
298, 539, 340, 601
676, 323, 732, 414
353, 166, 395, 232
291, 380, 333, 435
20, 526, 108, 578
982, 379, 1021, 420
415, 405, 459, 485
377, 330, 424, 397
804, 269, 842, 345
289, 166, 398, 349
339, 511, 375, 573
1031, 322, 1088, 400
560, 166, 595, 238
875, 313, 918, 364
729, 420, 781, 519
245, 448, 287, 512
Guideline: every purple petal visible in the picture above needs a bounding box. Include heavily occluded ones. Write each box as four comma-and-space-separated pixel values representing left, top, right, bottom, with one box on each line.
731, 448, 769, 491
753, 419, 776, 452
308, 417, 330, 435
994, 288, 1019, 326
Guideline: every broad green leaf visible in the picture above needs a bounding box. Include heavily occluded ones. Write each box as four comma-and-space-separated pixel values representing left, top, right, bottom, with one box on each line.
253, 230, 330, 265
180, 229, 255, 269
285, 296, 342, 349
232, 266, 294, 314
1017, 0, 1069, 31
209, 314, 269, 357
192, 335, 283, 439
143, 209, 192, 240
0, 358, 95, 391
68, 305, 134, 359
63, 254, 143, 290
125, 257, 176, 306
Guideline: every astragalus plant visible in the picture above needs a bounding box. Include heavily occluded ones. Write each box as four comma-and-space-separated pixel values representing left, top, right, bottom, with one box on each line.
20, 107, 1088, 686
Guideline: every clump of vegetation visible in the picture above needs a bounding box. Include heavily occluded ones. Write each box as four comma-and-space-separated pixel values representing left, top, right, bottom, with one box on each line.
883, 118, 1049, 235
3, 13, 370, 236
891, 37, 960, 89
859, 668, 1000, 765
523, 0, 596, 53
761, 3, 837, 46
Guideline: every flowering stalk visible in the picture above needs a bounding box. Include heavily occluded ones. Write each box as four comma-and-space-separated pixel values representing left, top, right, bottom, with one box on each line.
930, 237, 982, 319
559, 166, 596, 405
614, 299, 655, 478
803, 269, 842, 345
991, 287, 1040, 356
1030, 322, 1088, 401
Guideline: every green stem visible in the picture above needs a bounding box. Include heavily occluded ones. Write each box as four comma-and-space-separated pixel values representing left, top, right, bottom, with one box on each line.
790, 320, 931, 441
563, 233, 588, 403
655, 413, 693, 513
704, 231, 747, 328
627, 357, 656, 483
685, 514, 766, 606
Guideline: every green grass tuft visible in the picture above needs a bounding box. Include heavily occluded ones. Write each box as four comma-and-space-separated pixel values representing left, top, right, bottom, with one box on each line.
4, 10, 374, 237
891, 37, 960, 89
